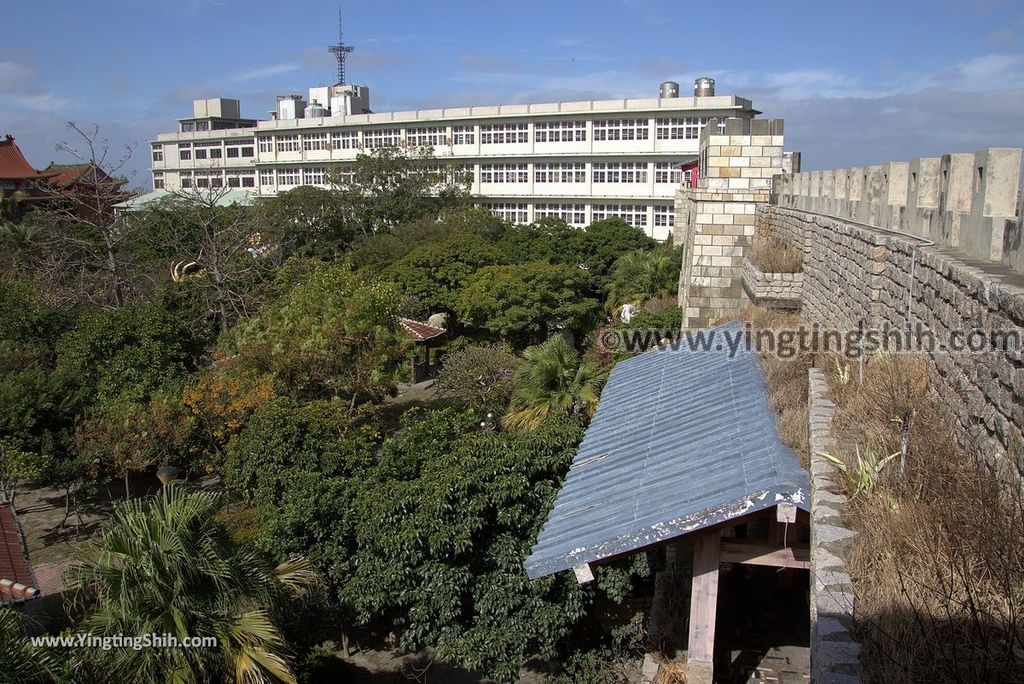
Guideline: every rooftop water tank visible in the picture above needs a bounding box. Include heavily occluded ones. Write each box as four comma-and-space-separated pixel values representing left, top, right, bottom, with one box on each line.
659, 81, 680, 98
304, 100, 327, 118
694, 77, 716, 97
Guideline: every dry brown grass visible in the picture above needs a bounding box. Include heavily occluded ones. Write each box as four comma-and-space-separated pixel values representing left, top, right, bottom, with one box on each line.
653, 658, 686, 683
748, 308, 816, 466
827, 353, 1024, 682
747, 237, 804, 274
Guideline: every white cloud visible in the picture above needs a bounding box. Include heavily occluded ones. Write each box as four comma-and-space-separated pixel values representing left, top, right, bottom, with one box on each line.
230, 63, 299, 83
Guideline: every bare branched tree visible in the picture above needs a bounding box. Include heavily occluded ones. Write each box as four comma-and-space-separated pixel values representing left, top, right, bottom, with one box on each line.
6, 122, 143, 308
160, 184, 268, 331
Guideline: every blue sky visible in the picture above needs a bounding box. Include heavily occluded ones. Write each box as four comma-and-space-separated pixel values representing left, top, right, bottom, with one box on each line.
2, 0, 1022, 186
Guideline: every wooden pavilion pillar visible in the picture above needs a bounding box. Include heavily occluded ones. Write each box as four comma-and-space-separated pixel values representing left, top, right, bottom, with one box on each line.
686, 529, 721, 684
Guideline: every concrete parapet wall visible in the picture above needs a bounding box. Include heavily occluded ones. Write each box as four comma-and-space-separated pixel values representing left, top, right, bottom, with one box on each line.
808, 369, 861, 684
772, 148, 1023, 272
762, 205, 1024, 464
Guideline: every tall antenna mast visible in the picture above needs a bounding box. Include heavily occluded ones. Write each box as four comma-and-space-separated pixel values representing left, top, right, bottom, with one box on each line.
328, 7, 355, 86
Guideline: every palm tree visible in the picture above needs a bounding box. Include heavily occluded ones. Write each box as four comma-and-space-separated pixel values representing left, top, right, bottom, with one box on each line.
68, 484, 318, 684
503, 335, 605, 432
606, 247, 682, 309
0, 608, 68, 683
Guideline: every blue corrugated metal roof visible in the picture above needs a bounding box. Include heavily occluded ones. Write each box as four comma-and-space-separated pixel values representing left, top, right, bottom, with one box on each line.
524, 320, 809, 580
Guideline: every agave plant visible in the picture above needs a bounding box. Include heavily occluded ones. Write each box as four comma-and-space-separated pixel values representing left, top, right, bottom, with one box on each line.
503, 335, 605, 432
68, 484, 319, 684
820, 444, 899, 498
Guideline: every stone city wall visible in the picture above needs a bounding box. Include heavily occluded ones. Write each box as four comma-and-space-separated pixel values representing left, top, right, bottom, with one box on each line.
760, 204, 1024, 466
772, 148, 1022, 273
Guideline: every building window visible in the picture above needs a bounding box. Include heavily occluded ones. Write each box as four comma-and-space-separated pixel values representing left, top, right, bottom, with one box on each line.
484, 202, 528, 223
180, 122, 195, 133
259, 170, 275, 186
452, 125, 475, 145
178, 145, 192, 161
363, 128, 401, 149
180, 172, 193, 188
226, 147, 239, 158
303, 133, 330, 151
194, 147, 208, 160
210, 176, 223, 188
593, 162, 649, 183
653, 206, 675, 228
196, 121, 210, 132
241, 145, 254, 157
534, 203, 586, 226
276, 135, 300, 153
593, 118, 650, 141
480, 163, 528, 183
655, 117, 708, 140
480, 123, 528, 144
534, 163, 586, 183
153, 172, 164, 190
152, 145, 163, 162
535, 120, 586, 142
258, 138, 273, 154
406, 126, 448, 147
277, 168, 300, 185
655, 162, 683, 184
332, 166, 355, 186
302, 167, 325, 185
331, 131, 360, 149
209, 147, 222, 159
592, 204, 648, 228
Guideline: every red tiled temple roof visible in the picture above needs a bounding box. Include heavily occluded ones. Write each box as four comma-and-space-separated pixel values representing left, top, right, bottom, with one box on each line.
43, 163, 93, 187
0, 135, 48, 181
0, 502, 39, 604
398, 317, 446, 342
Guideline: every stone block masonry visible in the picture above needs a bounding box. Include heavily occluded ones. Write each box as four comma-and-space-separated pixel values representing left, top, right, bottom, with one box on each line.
675, 117, 787, 329
808, 369, 861, 684
773, 148, 1022, 273
742, 259, 803, 309
762, 204, 1024, 467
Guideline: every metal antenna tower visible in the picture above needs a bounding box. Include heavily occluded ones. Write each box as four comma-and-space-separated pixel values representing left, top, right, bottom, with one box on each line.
327, 7, 355, 85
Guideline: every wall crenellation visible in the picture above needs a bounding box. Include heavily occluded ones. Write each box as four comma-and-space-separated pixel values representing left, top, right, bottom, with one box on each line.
772, 148, 1023, 272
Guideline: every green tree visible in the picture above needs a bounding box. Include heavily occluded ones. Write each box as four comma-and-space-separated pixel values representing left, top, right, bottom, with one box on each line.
225, 397, 373, 602
342, 409, 591, 681
435, 344, 522, 413
456, 261, 601, 346
69, 484, 318, 684
0, 439, 48, 508
387, 235, 507, 313
54, 285, 213, 408
333, 146, 471, 234
230, 262, 408, 408
503, 335, 605, 432
252, 186, 356, 262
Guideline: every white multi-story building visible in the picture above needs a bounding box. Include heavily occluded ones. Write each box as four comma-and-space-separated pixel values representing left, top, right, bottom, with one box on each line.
150, 78, 761, 240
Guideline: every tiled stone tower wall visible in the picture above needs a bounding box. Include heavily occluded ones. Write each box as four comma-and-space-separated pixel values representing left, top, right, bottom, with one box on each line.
674, 117, 786, 329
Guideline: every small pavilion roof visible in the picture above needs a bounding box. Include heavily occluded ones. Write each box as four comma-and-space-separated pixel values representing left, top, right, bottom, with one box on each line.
398, 317, 446, 342
525, 321, 809, 579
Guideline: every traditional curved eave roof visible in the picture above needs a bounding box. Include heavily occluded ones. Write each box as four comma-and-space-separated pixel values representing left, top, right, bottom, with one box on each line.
0, 135, 50, 181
